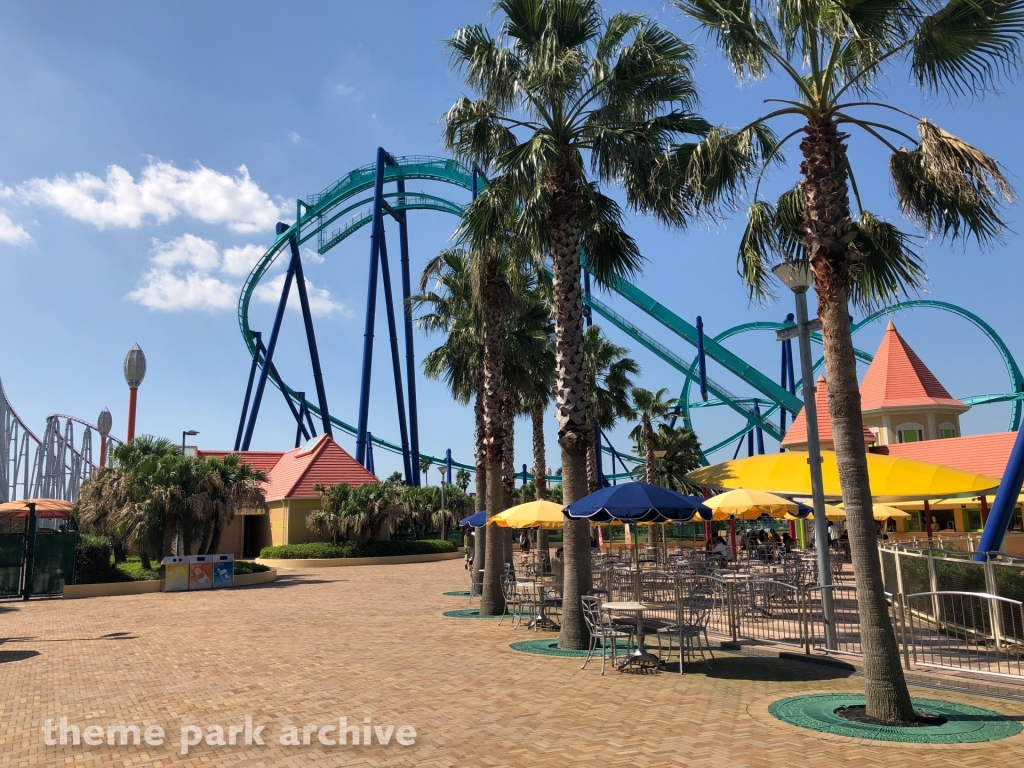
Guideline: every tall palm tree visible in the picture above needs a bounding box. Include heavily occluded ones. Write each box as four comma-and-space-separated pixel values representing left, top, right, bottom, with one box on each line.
583, 325, 639, 491
201, 454, 268, 555
673, 0, 1018, 722
631, 423, 704, 494
629, 388, 676, 484
444, 0, 710, 648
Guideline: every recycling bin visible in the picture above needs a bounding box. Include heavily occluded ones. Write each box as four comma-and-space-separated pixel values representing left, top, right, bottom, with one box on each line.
162, 556, 190, 592
212, 553, 234, 588
188, 555, 213, 590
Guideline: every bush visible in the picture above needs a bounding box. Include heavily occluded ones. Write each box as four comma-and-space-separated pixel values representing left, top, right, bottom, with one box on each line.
258, 539, 457, 560
115, 558, 163, 582
74, 534, 124, 584
233, 560, 271, 575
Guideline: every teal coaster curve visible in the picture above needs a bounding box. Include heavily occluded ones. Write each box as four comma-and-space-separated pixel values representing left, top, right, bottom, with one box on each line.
442, 609, 504, 619
768, 694, 1023, 744
509, 639, 630, 658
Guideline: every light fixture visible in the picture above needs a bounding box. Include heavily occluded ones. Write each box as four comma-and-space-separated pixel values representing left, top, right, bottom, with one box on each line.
772, 261, 813, 293
123, 343, 147, 388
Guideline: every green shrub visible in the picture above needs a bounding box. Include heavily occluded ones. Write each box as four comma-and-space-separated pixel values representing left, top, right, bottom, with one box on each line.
258, 539, 457, 560
115, 558, 163, 582
74, 534, 124, 584
233, 560, 271, 574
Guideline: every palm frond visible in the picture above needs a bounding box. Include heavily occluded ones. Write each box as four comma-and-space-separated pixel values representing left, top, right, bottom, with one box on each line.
577, 183, 644, 286
737, 199, 780, 301
673, 0, 777, 79
847, 211, 928, 310
912, 0, 1024, 97
686, 123, 781, 209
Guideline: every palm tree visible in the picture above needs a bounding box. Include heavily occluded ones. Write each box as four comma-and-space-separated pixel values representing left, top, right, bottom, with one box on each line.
673, 0, 1018, 722
444, 0, 710, 648
456, 468, 472, 492
583, 325, 639, 491
629, 388, 676, 484
632, 423, 704, 494
419, 457, 434, 484
201, 454, 268, 555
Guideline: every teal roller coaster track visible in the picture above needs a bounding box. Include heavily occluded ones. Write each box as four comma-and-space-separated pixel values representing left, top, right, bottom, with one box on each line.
235, 153, 1022, 482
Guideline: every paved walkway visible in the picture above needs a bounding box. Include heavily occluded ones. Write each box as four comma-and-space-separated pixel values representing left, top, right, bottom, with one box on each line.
1, 560, 1022, 766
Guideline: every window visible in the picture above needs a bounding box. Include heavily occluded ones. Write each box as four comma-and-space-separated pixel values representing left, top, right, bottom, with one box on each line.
939, 422, 957, 439
896, 422, 925, 443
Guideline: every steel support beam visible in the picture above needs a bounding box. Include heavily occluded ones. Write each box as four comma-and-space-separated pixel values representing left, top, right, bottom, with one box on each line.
397, 178, 422, 487
378, 229, 414, 484
289, 236, 333, 440
235, 331, 263, 451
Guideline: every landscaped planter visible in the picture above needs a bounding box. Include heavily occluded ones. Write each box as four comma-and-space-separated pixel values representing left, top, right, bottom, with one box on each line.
62, 568, 277, 598
256, 551, 464, 568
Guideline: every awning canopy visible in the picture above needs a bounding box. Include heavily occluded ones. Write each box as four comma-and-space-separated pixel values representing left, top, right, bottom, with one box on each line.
0, 498, 74, 519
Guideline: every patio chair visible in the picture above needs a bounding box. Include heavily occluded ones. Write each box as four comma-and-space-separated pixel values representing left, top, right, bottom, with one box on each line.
498, 575, 529, 629
581, 595, 636, 675
655, 589, 716, 673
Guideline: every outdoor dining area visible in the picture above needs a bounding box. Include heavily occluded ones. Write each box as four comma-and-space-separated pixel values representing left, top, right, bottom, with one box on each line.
454, 447, 1009, 677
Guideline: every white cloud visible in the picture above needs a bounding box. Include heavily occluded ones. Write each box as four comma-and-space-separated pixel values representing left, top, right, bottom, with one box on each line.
127, 269, 236, 312
288, 131, 301, 144
150, 233, 220, 271
0, 211, 31, 245
222, 243, 266, 277
18, 160, 288, 234
333, 82, 355, 97
302, 247, 325, 265
254, 272, 348, 318
128, 235, 344, 316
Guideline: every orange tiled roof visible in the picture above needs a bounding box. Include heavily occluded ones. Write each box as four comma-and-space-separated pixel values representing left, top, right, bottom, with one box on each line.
873, 431, 1018, 479
781, 376, 875, 448
859, 322, 967, 413
199, 436, 378, 501
262, 434, 378, 501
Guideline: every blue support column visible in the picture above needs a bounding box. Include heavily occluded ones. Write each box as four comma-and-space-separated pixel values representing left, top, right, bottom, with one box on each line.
235, 331, 262, 451
289, 235, 333, 439
976, 426, 1024, 557
753, 399, 765, 454
378, 227, 414, 485
747, 430, 754, 457
366, 432, 376, 477
355, 148, 388, 466
696, 316, 708, 402
522, 464, 528, 487
445, 449, 452, 485
241, 256, 296, 450
397, 178, 422, 487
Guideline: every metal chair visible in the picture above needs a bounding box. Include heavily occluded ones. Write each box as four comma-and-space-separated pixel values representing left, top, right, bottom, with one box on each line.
581, 594, 636, 675
656, 588, 716, 673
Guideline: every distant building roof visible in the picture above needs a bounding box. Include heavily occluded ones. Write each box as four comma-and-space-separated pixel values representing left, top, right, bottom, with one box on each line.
198, 435, 378, 501
873, 431, 1018, 479
781, 376, 875, 449
859, 321, 967, 413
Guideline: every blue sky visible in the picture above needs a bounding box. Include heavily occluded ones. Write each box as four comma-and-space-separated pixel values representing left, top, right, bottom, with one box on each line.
1, 1, 1021, 487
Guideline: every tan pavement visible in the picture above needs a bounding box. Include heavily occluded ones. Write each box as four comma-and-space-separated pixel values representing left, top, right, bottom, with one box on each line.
0, 559, 1022, 767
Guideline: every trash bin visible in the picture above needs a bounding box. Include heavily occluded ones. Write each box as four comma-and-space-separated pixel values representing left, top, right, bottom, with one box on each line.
188, 555, 213, 590
212, 554, 234, 588
162, 556, 190, 592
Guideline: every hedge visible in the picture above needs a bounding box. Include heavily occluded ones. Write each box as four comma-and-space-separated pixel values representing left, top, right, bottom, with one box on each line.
74, 534, 123, 584
233, 560, 271, 574
259, 539, 457, 560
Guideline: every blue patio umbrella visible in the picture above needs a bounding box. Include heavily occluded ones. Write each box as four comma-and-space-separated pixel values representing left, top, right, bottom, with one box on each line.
563, 482, 711, 523
459, 510, 487, 527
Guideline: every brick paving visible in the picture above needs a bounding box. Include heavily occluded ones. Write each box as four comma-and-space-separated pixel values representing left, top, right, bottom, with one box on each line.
0, 560, 1022, 767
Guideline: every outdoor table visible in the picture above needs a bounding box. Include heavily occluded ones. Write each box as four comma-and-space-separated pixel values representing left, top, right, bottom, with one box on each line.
602, 601, 671, 671
517, 580, 557, 630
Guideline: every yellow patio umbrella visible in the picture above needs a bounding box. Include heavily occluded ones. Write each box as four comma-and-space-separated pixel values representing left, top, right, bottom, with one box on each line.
686, 450, 1001, 503
785, 502, 846, 521
488, 500, 565, 529
703, 488, 799, 520
795, 503, 910, 521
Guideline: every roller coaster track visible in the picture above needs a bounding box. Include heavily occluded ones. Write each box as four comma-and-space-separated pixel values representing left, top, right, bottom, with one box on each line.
237, 155, 1022, 475
0, 377, 117, 503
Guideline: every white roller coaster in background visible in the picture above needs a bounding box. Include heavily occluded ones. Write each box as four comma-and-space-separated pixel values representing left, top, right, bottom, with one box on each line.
0, 376, 116, 503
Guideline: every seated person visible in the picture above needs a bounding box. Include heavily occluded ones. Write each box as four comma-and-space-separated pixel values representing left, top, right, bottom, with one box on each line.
711, 536, 732, 566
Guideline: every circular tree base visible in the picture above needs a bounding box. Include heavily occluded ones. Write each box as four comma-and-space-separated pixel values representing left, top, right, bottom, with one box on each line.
443, 591, 472, 597
442, 609, 504, 619
768, 694, 1022, 744
509, 639, 630, 658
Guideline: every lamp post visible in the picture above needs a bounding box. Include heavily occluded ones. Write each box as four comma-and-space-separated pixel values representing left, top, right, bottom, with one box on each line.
182, 429, 199, 455
773, 261, 837, 650
97, 408, 112, 469
438, 465, 447, 544
123, 344, 146, 443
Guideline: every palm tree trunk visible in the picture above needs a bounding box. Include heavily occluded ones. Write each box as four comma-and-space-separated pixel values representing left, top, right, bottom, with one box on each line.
586, 426, 600, 493
140, 550, 152, 570
532, 399, 550, 567
480, 254, 507, 616
207, 520, 225, 555
501, 390, 515, 572
549, 174, 592, 650
644, 418, 658, 485
473, 376, 486, 596
803, 117, 916, 724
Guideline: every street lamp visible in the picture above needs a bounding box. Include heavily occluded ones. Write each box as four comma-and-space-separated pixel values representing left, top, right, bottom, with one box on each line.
437, 465, 447, 544
97, 408, 112, 469
123, 343, 147, 443
772, 261, 837, 650
182, 429, 199, 455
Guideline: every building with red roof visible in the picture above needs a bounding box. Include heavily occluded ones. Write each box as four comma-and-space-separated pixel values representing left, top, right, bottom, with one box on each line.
780, 376, 875, 451
197, 434, 378, 556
